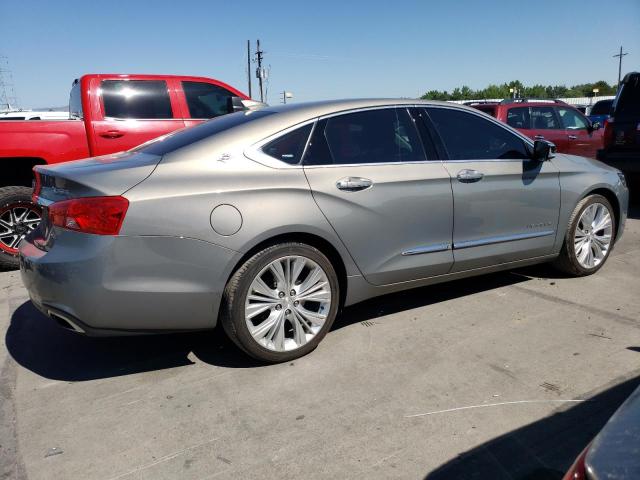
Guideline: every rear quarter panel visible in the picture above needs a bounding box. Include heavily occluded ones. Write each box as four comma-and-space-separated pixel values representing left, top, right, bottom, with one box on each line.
121, 144, 362, 279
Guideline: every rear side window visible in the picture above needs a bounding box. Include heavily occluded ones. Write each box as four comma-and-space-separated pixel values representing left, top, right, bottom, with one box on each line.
304, 108, 425, 165
101, 80, 173, 119
69, 80, 83, 119
507, 107, 530, 129
426, 107, 529, 160
530, 107, 560, 130
182, 81, 235, 119
262, 124, 313, 165
558, 108, 589, 130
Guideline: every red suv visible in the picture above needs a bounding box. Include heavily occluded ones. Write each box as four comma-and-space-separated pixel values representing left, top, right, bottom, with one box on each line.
469, 99, 603, 158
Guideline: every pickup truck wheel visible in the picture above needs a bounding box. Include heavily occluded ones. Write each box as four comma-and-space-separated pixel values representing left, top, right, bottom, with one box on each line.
0, 187, 42, 270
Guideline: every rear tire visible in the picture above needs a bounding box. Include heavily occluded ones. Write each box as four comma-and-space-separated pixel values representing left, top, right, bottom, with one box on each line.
553, 194, 615, 276
220, 242, 340, 363
0, 186, 41, 270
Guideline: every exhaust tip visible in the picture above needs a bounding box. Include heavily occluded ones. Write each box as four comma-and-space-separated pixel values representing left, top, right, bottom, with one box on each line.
47, 310, 85, 334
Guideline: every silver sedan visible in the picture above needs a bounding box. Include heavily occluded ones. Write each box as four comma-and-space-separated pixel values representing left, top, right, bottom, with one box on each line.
19, 99, 628, 362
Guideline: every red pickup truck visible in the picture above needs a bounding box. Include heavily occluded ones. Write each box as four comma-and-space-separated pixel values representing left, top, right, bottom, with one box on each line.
0, 73, 248, 268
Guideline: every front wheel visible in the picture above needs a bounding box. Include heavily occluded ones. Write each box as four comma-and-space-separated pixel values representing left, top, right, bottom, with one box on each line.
220, 242, 340, 363
0, 186, 42, 270
553, 194, 615, 276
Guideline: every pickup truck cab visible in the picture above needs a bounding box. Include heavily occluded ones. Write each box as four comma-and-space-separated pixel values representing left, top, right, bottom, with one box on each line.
470, 99, 603, 159
0, 73, 248, 268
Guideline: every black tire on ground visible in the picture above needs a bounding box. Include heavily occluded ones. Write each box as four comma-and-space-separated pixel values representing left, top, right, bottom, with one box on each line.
553, 194, 616, 277
0, 186, 41, 270
220, 242, 340, 363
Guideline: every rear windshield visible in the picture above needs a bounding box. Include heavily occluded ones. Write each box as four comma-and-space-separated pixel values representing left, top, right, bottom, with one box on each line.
134, 110, 275, 156
615, 78, 640, 116
590, 100, 613, 115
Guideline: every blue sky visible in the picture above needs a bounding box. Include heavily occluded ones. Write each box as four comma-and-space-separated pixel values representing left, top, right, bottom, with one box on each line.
1, 0, 639, 108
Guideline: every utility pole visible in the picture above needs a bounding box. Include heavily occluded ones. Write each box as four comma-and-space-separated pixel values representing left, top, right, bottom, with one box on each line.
246, 40, 252, 99
255, 39, 265, 103
613, 46, 628, 90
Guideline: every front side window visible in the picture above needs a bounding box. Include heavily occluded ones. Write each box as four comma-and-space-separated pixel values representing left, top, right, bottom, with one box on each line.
304, 108, 425, 166
557, 107, 589, 130
182, 81, 235, 119
530, 107, 560, 130
262, 124, 313, 165
426, 107, 529, 160
507, 107, 530, 129
101, 80, 173, 119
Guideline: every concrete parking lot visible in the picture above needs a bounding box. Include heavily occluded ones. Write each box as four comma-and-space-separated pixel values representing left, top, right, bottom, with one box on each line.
1, 205, 639, 480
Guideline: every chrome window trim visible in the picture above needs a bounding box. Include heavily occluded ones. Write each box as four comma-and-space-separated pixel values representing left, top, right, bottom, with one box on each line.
454, 230, 555, 249
402, 243, 451, 256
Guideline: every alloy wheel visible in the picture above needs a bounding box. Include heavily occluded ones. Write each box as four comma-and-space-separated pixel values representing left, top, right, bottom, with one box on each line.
574, 202, 613, 269
0, 202, 41, 255
244, 255, 332, 352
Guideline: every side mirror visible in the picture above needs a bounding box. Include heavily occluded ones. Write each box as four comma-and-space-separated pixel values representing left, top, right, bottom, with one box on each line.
590, 121, 601, 131
227, 96, 246, 113
532, 140, 554, 161
227, 96, 268, 114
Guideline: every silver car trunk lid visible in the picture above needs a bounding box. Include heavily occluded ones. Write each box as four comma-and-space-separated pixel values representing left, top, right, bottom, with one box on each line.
34, 151, 161, 203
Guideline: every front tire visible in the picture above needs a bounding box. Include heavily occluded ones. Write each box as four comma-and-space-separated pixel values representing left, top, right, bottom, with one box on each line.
0, 186, 42, 270
553, 194, 615, 276
220, 242, 340, 363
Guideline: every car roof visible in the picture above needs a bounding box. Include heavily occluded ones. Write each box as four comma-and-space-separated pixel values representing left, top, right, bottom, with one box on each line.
254, 98, 474, 126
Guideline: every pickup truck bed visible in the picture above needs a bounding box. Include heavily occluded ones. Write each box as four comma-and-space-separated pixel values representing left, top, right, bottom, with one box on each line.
0, 73, 247, 268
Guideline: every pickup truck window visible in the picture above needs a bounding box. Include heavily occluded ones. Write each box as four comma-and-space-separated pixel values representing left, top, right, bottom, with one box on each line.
69, 80, 83, 119
507, 107, 530, 129
136, 109, 275, 156
101, 80, 173, 119
530, 107, 560, 130
558, 108, 589, 130
182, 81, 234, 119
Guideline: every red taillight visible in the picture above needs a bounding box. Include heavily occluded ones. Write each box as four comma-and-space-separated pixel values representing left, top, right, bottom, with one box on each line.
48, 196, 129, 235
32, 170, 42, 203
603, 118, 614, 148
562, 445, 590, 480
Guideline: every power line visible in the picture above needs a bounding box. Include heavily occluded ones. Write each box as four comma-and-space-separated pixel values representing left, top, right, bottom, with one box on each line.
613, 46, 628, 90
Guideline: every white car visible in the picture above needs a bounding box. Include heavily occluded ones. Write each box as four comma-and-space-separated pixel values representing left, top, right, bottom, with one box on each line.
0, 110, 69, 121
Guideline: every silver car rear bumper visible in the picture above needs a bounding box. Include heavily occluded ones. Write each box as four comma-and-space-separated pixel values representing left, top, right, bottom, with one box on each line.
19, 229, 237, 335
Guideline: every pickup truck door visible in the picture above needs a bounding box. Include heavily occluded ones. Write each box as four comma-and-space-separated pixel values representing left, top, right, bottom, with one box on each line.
91, 79, 185, 156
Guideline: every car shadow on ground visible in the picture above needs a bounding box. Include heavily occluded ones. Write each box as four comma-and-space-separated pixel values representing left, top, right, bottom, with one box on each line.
424, 373, 640, 480
6, 266, 545, 381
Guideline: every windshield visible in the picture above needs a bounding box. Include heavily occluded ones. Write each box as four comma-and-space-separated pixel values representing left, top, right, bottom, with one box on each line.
134, 109, 275, 156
